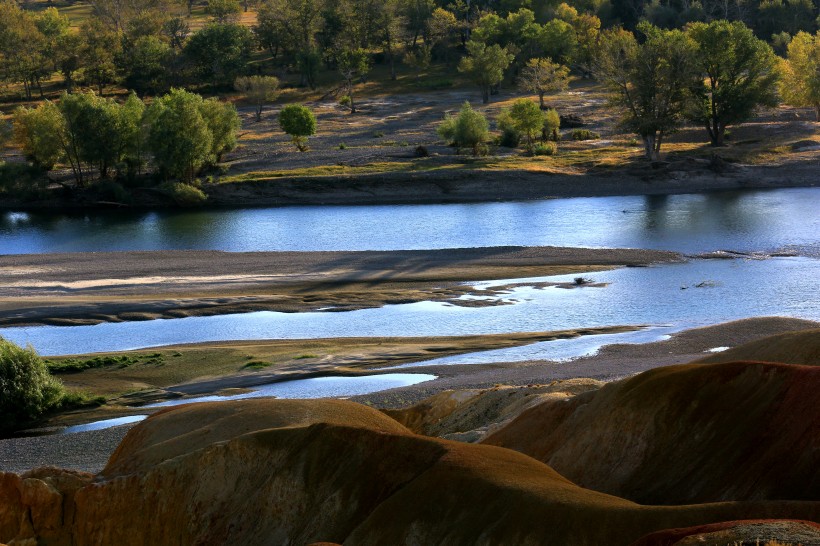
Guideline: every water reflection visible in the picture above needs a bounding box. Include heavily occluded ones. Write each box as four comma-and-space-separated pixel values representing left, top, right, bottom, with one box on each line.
1, 188, 818, 255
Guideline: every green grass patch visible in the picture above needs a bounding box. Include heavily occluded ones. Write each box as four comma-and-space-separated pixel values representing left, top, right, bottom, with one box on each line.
47, 352, 165, 373
242, 360, 274, 369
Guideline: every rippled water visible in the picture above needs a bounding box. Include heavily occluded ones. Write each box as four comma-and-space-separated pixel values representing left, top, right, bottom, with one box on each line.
2, 188, 818, 255
5, 258, 818, 356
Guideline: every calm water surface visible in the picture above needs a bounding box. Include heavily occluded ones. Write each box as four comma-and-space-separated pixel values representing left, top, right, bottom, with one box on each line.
2, 188, 818, 255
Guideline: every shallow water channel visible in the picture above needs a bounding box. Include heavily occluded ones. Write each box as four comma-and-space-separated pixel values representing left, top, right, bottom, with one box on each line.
5, 257, 818, 356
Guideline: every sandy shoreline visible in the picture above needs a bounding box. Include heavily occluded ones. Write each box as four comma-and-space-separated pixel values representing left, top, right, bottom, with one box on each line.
1, 316, 816, 475
0, 246, 680, 327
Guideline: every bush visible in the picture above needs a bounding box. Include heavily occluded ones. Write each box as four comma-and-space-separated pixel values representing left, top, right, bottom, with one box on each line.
543, 109, 561, 142
532, 142, 556, 156
0, 337, 65, 434
159, 181, 208, 207
496, 110, 521, 148
571, 129, 600, 141
338, 142, 347, 150
437, 102, 489, 156
96, 180, 131, 203
415, 145, 429, 157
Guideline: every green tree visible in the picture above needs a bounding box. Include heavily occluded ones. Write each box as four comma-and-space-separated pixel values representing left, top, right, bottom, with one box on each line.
505, 98, 545, 149
147, 89, 213, 182
403, 45, 431, 81
0, 1, 49, 99
780, 31, 820, 120
184, 23, 254, 89
437, 101, 489, 155
207, 0, 242, 22
199, 98, 241, 162
278, 104, 317, 151
517, 57, 570, 110
596, 24, 698, 160
13, 102, 66, 171
235, 75, 280, 121
0, 337, 65, 435
687, 20, 780, 147
337, 48, 371, 114
59, 91, 127, 180
458, 40, 514, 104
80, 18, 122, 95
119, 35, 173, 95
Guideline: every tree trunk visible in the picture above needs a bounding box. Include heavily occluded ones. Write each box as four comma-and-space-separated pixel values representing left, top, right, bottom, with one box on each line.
481, 86, 489, 104
815, 104, 820, 122
255, 104, 262, 122
538, 92, 545, 110
642, 134, 659, 161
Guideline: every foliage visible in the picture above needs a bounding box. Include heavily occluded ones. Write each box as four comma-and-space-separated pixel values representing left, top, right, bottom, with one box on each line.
184, 23, 254, 89
506, 98, 545, 148
543, 108, 560, 141
13, 102, 65, 170
337, 48, 371, 113
687, 20, 780, 147
278, 104, 317, 151
496, 109, 521, 147
438, 102, 489, 155
159, 181, 208, 206
147, 89, 213, 182
570, 128, 601, 140
532, 141, 556, 155
458, 40, 514, 103
0, 337, 65, 434
595, 23, 696, 160
235, 75, 280, 121
119, 35, 172, 96
199, 98, 241, 162
79, 18, 121, 95
518, 58, 570, 109
780, 31, 820, 120
207, 0, 242, 22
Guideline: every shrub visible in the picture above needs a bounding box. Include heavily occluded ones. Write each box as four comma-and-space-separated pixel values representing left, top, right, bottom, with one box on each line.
543, 109, 561, 142
496, 110, 521, 148
571, 129, 600, 141
338, 143, 347, 150
532, 142, 556, 156
279, 104, 317, 152
96, 180, 131, 203
0, 337, 65, 434
159, 182, 208, 207
437, 102, 489, 156
415, 145, 429, 157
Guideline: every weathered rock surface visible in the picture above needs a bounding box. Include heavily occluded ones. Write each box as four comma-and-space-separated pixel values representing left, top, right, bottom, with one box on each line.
384, 378, 603, 442
1, 394, 818, 545
631, 519, 820, 546
483, 360, 820, 504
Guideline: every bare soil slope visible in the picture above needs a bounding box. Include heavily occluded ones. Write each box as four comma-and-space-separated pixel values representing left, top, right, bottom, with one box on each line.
484, 361, 820, 505
696, 328, 820, 366
2, 397, 819, 546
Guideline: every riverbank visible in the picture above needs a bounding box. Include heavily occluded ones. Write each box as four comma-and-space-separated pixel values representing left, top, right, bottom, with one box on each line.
0, 246, 681, 327
3, 83, 818, 211
1, 316, 815, 474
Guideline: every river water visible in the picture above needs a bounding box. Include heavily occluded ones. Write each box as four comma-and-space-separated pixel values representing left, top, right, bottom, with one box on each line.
1, 187, 818, 357
2, 188, 819, 256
